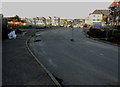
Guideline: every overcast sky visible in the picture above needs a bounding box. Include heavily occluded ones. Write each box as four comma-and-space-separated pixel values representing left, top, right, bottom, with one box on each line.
1, 0, 114, 19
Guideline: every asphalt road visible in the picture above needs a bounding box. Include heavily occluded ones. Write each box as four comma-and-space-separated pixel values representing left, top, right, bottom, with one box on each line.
29, 27, 119, 85
2, 30, 56, 86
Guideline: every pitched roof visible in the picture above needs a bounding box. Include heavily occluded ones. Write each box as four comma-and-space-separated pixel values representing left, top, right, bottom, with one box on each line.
109, 0, 120, 8
92, 10, 109, 16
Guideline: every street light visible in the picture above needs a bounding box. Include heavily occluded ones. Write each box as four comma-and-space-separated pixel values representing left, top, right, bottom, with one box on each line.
49, 16, 52, 26
33, 18, 37, 29
70, 20, 75, 42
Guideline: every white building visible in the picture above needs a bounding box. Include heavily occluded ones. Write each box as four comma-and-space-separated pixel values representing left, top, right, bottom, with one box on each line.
85, 9, 109, 26
85, 17, 91, 24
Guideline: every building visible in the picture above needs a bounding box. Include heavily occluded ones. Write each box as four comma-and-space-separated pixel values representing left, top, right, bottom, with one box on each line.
52, 16, 60, 26
109, 0, 120, 26
85, 9, 109, 26
85, 16, 91, 25
73, 18, 85, 28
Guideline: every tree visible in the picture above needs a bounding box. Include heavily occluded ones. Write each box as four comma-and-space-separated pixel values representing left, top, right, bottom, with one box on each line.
21, 19, 27, 23
14, 15, 21, 22
7, 15, 21, 22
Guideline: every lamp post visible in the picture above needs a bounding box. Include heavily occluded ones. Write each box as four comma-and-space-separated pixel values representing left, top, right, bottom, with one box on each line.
49, 16, 52, 26
70, 20, 75, 42
42, 17, 46, 27
33, 18, 36, 29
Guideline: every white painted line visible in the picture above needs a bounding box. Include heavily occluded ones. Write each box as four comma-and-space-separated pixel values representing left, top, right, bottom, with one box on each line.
100, 53, 104, 56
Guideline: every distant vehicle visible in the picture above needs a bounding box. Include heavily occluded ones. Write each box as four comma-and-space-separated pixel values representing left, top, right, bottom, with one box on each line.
67, 24, 72, 28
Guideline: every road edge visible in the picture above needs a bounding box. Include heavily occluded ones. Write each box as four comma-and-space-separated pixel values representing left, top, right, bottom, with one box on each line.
25, 36, 62, 87
83, 31, 119, 47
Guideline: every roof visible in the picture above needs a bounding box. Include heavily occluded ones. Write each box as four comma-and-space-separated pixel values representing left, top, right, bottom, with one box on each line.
91, 10, 109, 16
109, 0, 120, 8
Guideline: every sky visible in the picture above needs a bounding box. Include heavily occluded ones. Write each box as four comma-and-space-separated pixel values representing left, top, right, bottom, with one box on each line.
1, 0, 114, 2
1, 0, 114, 19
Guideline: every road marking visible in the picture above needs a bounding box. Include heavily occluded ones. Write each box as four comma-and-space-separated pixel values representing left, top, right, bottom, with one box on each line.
89, 50, 94, 53
42, 50, 47, 55
100, 53, 104, 56
48, 59, 57, 67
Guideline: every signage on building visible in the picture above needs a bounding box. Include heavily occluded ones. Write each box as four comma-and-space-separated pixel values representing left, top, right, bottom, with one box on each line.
93, 22, 102, 29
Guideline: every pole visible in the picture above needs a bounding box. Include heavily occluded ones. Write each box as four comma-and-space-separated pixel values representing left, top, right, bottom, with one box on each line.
72, 28, 73, 40
70, 20, 74, 42
112, 0, 116, 35
58, 17, 60, 27
106, 11, 110, 40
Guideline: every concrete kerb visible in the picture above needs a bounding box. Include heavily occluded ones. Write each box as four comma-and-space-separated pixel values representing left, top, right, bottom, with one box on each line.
25, 36, 62, 87
84, 31, 119, 47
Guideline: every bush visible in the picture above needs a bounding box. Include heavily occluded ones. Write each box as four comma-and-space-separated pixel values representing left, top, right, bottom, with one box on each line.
15, 29, 22, 34
19, 25, 35, 29
87, 28, 106, 38
113, 33, 120, 40
83, 24, 87, 27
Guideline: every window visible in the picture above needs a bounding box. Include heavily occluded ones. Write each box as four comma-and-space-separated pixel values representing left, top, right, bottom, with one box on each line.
97, 19, 100, 21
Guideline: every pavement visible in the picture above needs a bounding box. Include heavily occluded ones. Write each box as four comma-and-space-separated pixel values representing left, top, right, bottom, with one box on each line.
2, 29, 56, 86
29, 27, 119, 85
